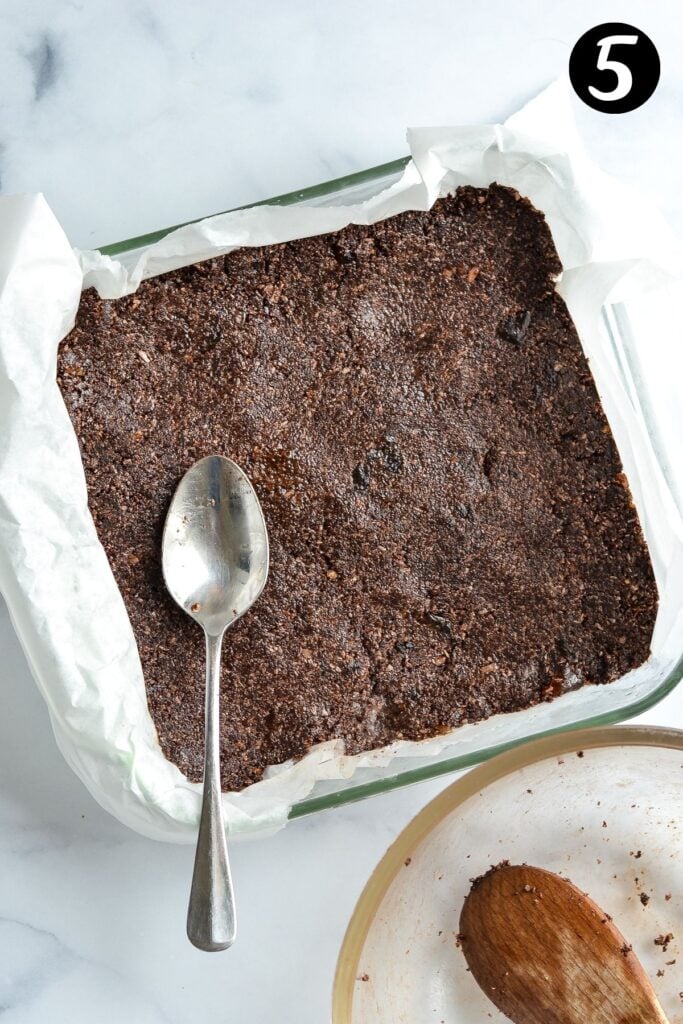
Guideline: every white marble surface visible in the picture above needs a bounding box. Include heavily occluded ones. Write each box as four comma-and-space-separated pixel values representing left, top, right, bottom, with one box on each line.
1, 2, 682, 1021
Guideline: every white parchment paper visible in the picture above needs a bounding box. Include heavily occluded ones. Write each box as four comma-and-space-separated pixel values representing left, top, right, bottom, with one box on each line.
1, 80, 682, 842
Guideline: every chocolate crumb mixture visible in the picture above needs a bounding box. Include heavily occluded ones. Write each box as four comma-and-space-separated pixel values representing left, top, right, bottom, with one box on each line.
57, 185, 658, 790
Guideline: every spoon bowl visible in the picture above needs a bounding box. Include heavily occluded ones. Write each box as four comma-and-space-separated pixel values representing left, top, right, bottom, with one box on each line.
162, 455, 269, 636
162, 455, 269, 951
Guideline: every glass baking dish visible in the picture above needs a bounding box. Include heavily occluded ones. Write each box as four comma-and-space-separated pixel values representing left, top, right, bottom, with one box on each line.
94, 159, 683, 822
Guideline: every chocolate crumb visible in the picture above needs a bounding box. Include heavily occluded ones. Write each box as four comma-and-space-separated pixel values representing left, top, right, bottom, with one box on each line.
655, 933, 674, 953
499, 309, 532, 345
426, 612, 454, 638
469, 860, 511, 890
352, 463, 370, 491
395, 640, 414, 654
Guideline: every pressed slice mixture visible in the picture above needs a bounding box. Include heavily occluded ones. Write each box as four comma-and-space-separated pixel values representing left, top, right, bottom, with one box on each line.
58, 185, 658, 790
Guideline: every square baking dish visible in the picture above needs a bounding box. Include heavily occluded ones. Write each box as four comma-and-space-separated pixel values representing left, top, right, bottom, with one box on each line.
90, 157, 683, 822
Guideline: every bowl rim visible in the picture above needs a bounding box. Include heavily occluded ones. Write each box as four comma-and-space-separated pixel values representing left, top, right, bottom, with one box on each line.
331, 723, 683, 1023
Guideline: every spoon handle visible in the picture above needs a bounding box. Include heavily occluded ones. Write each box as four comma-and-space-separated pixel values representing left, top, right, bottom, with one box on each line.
187, 630, 236, 951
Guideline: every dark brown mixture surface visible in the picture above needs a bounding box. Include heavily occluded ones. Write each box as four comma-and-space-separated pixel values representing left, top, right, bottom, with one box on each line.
57, 184, 658, 790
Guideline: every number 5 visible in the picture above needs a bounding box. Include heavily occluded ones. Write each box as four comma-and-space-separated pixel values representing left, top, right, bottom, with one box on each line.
588, 34, 639, 101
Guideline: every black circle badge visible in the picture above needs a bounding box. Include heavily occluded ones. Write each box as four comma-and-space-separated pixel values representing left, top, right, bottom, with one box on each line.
569, 23, 660, 113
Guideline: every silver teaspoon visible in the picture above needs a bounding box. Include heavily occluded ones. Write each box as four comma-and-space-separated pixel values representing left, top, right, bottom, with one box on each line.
162, 455, 269, 951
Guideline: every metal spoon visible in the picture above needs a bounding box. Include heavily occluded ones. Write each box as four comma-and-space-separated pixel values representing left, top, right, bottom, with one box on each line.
162, 455, 269, 952
459, 863, 669, 1024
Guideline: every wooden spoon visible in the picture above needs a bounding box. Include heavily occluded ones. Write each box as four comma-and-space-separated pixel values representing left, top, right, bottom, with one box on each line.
459, 863, 669, 1024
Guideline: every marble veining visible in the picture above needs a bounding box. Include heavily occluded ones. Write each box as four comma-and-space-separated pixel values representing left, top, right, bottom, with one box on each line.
1, 0, 683, 249
25, 34, 60, 102
1, 916, 173, 1023
0, 1, 681, 1021
1, 917, 74, 1012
